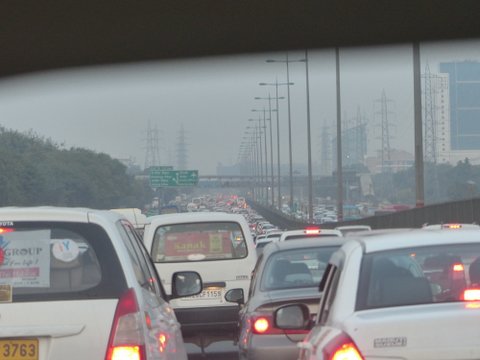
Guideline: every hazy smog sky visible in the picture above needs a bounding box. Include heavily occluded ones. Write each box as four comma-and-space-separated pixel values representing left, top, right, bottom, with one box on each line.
0, 40, 479, 174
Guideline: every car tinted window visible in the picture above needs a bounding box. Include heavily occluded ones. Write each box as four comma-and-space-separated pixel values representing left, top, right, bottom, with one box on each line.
318, 264, 340, 325
151, 221, 248, 263
0, 221, 126, 302
356, 243, 480, 310
117, 221, 152, 290
261, 246, 338, 290
248, 253, 263, 299
122, 221, 168, 299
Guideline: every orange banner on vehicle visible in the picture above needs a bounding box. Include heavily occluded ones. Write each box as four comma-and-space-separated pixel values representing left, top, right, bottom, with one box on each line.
164, 232, 233, 258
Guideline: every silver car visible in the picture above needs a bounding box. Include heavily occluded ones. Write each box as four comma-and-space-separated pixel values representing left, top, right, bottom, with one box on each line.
229, 237, 347, 360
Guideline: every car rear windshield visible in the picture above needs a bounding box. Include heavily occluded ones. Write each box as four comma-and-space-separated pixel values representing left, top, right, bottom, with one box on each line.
261, 246, 340, 290
356, 243, 480, 310
0, 221, 126, 302
151, 221, 248, 263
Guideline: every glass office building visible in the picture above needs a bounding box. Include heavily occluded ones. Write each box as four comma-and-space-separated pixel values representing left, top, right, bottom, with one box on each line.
440, 61, 480, 150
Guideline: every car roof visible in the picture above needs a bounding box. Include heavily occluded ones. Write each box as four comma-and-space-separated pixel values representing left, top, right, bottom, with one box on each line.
346, 229, 480, 254
335, 225, 371, 230
0, 206, 122, 223
146, 211, 248, 226
2, 3, 480, 79
262, 236, 349, 256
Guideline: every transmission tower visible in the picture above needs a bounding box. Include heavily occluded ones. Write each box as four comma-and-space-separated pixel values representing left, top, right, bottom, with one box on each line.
144, 121, 161, 169
354, 106, 367, 165
374, 89, 394, 172
176, 124, 188, 170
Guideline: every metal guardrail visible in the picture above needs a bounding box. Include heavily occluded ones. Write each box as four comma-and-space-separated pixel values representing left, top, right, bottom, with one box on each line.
250, 197, 480, 230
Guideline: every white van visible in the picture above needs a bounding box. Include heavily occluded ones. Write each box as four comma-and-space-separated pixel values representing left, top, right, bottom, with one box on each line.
143, 212, 257, 348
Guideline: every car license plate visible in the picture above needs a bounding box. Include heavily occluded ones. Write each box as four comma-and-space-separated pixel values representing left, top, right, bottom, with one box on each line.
0, 339, 38, 360
184, 288, 224, 301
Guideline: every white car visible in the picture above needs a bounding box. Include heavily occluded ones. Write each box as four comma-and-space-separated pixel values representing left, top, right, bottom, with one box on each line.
0, 207, 200, 360
278, 228, 342, 241
274, 229, 480, 360
143, 212, 257, 349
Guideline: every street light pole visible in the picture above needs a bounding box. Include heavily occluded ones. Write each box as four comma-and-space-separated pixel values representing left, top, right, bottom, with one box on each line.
286, 53, 294, 213
248, 119, 265, 203
266, 53, 305, 214
255, 95, 283, 208
335, 47, 344, 222
260, 80, 291, 211
252, 109, 269, 205
242, 131, 258, 201
305, 49, 313, 224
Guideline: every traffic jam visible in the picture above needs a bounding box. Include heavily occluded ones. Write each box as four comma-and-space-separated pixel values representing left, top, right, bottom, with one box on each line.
136, 195, 480, 359
2, 196, 480, 360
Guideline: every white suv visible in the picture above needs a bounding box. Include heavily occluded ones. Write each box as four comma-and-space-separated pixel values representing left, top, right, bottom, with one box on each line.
275, 229, 480, 360
0, 207, 199, 360
143, 212, 257, 349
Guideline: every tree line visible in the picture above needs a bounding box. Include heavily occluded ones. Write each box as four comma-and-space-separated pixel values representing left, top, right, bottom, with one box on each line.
0, 127, 153, 209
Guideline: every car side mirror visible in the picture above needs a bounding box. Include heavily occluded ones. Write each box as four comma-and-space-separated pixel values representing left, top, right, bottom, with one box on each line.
225, 288, 245, 305
274, 303, 310, 330
171, 271, 202, 299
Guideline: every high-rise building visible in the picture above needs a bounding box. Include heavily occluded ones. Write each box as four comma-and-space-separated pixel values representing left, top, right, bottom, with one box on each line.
439, 61, 480, 164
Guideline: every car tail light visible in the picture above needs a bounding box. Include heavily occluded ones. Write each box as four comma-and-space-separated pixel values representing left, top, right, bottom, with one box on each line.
442, 223, 462, 229
305, 227, 321, 235
453, 263, 464, 272
451, 263, 466, 281
253, 317, 270, 334
463, 288, 480, 301
323, 332, 364, 360
105, 288, 145, 360
250, 313, 308, 335
0, 228, 14, 234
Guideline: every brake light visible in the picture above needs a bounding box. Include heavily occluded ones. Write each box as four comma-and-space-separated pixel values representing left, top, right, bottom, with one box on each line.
253, 317, 270, 333
0, 228, 14, 234
463, 288, 480, 301
323, 332, 364, 360
453, 263, 464, 272
443, 223, 462, 229
250, 314, 308, 335
105, 288, 145, 360
305, 227, 321, 235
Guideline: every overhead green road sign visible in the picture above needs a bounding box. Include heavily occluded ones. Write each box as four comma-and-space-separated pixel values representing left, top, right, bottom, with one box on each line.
149, 166, 174, 176
150, 170, 199, 187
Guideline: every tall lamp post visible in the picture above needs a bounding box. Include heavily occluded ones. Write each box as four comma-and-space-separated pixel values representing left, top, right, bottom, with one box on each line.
247, 119, 265, 203
259, 80, 293, 211
242, 131, 258, 200
266, 53, 305, 213
335, 47, 344, 222
304, 49, 313, 223
252, 108, 270, 205
255, 95, 284, 208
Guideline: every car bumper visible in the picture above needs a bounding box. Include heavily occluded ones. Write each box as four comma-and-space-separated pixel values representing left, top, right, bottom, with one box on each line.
240, 334, 302, 360
175, 305, 239, 337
